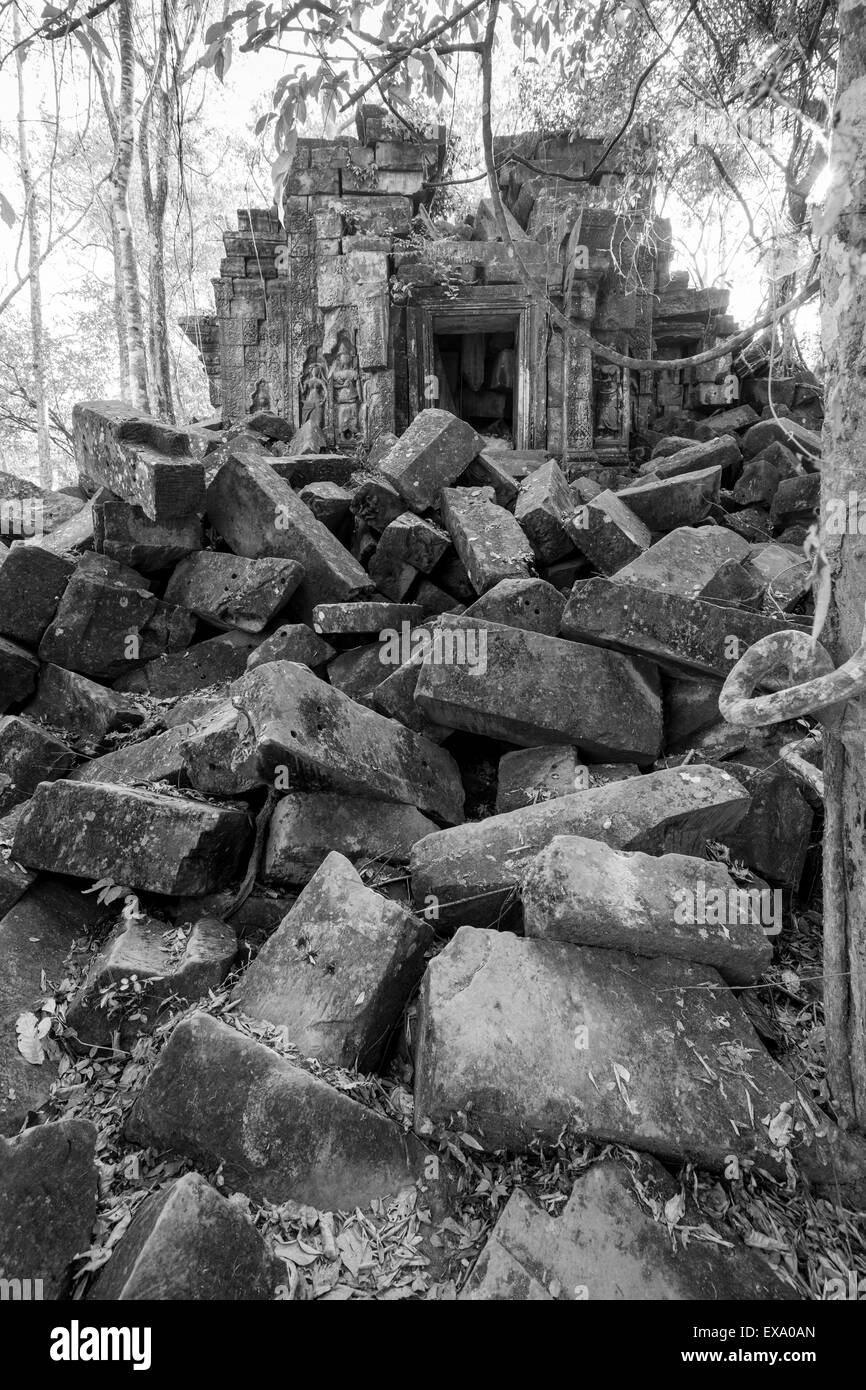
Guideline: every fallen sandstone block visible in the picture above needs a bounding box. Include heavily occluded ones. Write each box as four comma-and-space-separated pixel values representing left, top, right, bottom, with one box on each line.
93, 498, 202, 573
312, 600, 423, 637
23, 664, 144, 746
73, 401, 205, 520
1, 880, 105, 1134
88, 1171, 281, 1301
0, 635, 39, 712
495, 745, 581, 813
561, 578, 803, 680
743, 418, 821, 463
113, 630, 259, 697
39, 562, 195, 681
264, 793, 437, 886
640, 434, 741, 486
522, 835, 771, 984
514, 459, 576, 564
12, 781, 252, 897
462, 577, 565, 635
616, 466, 721, 533
461, 1156, 795, 1301
0, 716, 77, 811
164, 552, 304, 632
229, 660, 464, 824
414, 929, 863, 1192
71, 724, 191, 787
245, 622, 335, 671
368, 513, 450, 599
125, 1012, 425, 1208
206, 451, 372, 608
378, 408, 484, 510
693, 404, 760, 440
568, 491, 652, 575
414, 616, 662, 763
440, 487, 534, 594
614, 526, 751, 598
67, 913, 236, 1049
237, 850, 432, 1069
0, 545, 74, 645
410, 764, 750, 930
0, 1118, 98, 1299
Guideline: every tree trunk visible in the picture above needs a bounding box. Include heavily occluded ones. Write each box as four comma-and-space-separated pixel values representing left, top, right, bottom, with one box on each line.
819, 0, 866, 1126
110, 0, 151, 412
14, 10, 52, 489
140, 54, 175, 420
109, 204, 131, 398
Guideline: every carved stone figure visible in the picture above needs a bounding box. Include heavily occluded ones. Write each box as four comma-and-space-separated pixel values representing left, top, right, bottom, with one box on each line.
330, 338, 361, 443
300, 352, 329, 429
594, 364, 622, 437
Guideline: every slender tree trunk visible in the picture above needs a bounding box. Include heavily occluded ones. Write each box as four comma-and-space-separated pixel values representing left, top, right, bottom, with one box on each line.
13, 10, 52, 488
109, 205, 131, 397
819, 0, 866, 1126
140, 75, 175, 419
111, 0, 151, 411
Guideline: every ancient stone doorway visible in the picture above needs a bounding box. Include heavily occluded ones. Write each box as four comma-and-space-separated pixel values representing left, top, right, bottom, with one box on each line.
433, 317, 518, 445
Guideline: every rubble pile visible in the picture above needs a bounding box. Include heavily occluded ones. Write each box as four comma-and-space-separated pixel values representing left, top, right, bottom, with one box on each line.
0, 395, 852, 1303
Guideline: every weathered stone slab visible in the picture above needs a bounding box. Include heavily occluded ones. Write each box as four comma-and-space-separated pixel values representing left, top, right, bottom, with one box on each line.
68, 913, 236, 1049
0, 545, 73, 645
614, 526, 751, 598
743, 417, 821, 462
237, 851, 432, 1068
718, 763, 813, 889
379, 408, 483, 510
369, 513, 450, 600
748, 542, 811, 610
73, 401, 205, 521
113, 630, 259, 697
463, 577, 565, 635
414, 929, 861, 1191
125, 1012, 424, 1208
270, 453, 359, 488
298, 481, 353, 536
514, 460, 576, 563
23, 664, 144, 746
496, 745, 580, 813
733, 457, 782, 507
21, 502, 94, 554
411, 764, 750, 930
0, 1118, 97, 1298
350, 476, 405, 531
617, 466, 721, 533
206, 452, 372, 608
415, 616, 662, 763
88, 1171, 281, 1301
71, 724, 191, 787
164, 552, 304, 632
264, 794, 437, 886
326, 643, 386, 703
12, 782, 252, 897
0, 635, 38, 712
229, 660, 464, 823
0, 716, 76, 811
462, 1156, 795, 1301
568, 490, 652, 575
246, 622, 335, 672
0, 805, 35, 915
39, 563, 195, 681
93, 498, 202, 573
561, 578, 802, 679
440, 487, 534, 594
640, 434, 741, 485
369, 630, 454, 744
769, 472, 820, 528
312, 600, 423, 636
0, 880, 104, 1134
522, 835, 771, 984
179, 704, 261, 797
694, 404, 760, 440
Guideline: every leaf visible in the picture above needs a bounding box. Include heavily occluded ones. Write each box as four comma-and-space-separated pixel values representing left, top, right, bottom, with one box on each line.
16, 1011, 45, 1065
664, 1191, 686, 1226
0, 190, 17, 229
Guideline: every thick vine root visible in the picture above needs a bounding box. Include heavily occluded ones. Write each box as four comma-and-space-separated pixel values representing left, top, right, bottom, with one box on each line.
718, 629, 864, 726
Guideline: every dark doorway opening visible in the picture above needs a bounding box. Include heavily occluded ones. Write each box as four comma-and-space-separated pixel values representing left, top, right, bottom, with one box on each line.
433, 314, 518, 444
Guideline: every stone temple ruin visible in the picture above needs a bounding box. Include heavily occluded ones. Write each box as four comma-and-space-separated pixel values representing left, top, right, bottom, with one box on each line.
0, 111, 846, 1304
182, 108, 743, 461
